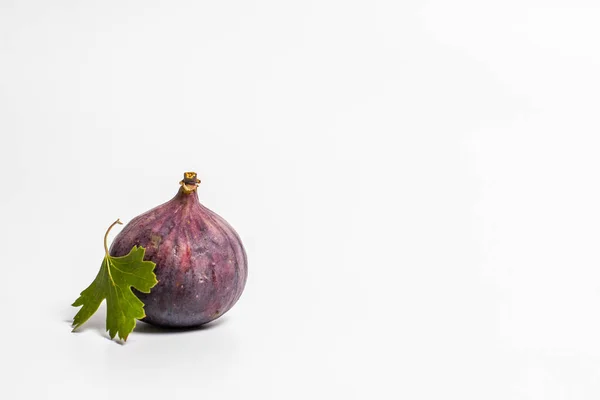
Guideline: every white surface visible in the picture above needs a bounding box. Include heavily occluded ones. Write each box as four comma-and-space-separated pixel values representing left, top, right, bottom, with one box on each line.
1, 0, 600, 398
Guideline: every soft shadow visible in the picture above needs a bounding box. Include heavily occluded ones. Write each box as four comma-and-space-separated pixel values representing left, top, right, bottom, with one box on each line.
134, 317, 228, 335
65, 316, 119, 343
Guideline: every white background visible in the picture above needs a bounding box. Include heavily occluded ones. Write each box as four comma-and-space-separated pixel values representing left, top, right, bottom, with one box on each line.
1, 0, 600, 398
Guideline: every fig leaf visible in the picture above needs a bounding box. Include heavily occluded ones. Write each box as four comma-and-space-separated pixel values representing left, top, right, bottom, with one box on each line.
71, 220, 158, 341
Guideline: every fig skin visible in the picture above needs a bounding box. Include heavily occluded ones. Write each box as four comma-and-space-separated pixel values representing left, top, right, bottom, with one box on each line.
109, 180, 247, 328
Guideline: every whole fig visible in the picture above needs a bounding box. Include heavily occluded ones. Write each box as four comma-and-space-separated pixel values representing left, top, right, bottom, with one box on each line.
109, 172, 247, 328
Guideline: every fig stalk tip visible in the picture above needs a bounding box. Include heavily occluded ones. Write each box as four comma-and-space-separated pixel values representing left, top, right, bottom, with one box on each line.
180, 171, 201, 194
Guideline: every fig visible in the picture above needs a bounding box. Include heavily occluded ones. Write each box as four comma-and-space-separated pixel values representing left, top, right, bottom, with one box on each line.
109, 172, 247, 328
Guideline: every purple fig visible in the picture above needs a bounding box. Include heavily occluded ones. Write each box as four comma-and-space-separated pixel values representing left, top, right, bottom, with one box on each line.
109, 172, 247, 328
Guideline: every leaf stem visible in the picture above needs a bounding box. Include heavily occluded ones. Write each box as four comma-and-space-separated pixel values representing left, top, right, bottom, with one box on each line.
104, 219, 123, 258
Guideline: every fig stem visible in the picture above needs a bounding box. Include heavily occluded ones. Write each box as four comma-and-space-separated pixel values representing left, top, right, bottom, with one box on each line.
180, 181, 198, 194
180, 172, 201, 194
104, 219, 123, 258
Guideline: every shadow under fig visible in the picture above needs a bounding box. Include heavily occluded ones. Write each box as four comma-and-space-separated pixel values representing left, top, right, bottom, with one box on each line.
134, 316, 228, 334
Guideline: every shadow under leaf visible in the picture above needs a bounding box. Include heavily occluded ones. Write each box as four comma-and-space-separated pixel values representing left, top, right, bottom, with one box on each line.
65, 314, 116, 342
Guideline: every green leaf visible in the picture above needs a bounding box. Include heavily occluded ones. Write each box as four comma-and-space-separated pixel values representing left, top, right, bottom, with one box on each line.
71, 219, 158, 341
